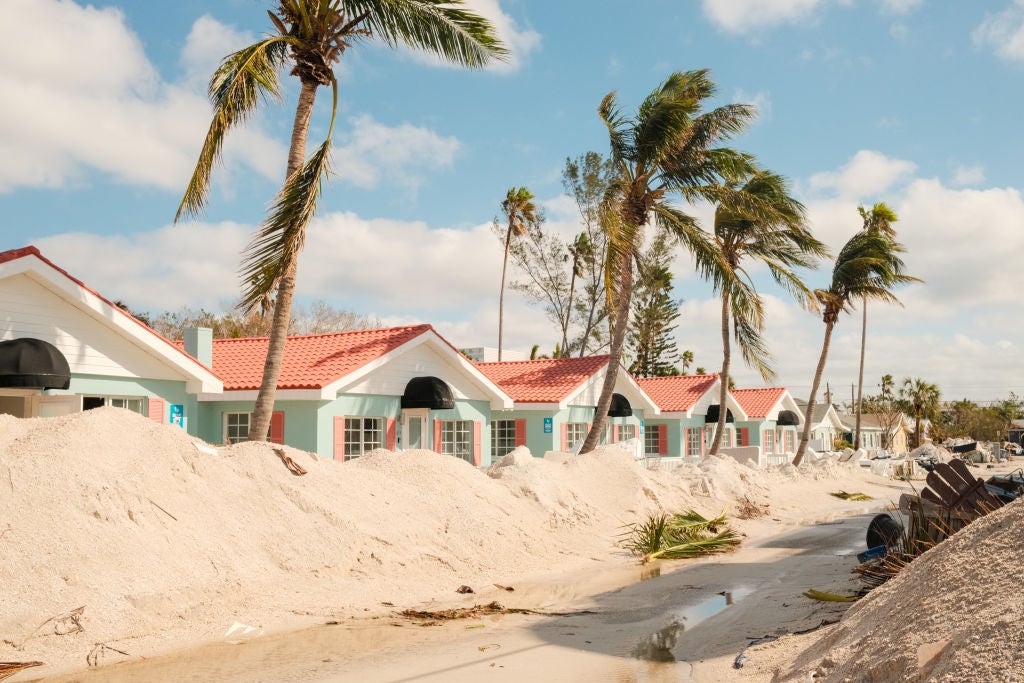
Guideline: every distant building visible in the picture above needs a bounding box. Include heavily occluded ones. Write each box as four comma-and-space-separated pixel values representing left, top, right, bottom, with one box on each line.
461, 347, 527, 363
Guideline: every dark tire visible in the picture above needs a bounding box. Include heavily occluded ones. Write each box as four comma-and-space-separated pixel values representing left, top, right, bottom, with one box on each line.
866, 513, 904, 551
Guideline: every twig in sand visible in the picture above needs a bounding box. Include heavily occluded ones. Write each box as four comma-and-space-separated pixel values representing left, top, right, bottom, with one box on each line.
12, 607, 85, 650
86, 642, 130, 667
146, 498, 178, 521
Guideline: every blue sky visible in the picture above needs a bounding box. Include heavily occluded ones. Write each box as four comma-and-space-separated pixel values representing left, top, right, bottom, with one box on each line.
4, 0, 1024, 403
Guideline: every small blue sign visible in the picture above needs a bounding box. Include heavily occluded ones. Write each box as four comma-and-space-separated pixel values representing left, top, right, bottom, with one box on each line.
169, 404, 184, 428
543, 417, 553, 434
640, 421, 645, 435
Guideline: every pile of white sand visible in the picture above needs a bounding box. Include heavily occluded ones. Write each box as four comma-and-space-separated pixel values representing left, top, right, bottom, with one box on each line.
0, 408, 862, 676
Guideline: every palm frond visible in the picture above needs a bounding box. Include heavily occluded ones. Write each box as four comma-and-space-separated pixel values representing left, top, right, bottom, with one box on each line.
620, 509, 741, 563
733, 304, 775, 382
176, 37, 289, 222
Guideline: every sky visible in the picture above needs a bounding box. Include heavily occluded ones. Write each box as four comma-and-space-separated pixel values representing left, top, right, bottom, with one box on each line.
3, 0, 1024, 404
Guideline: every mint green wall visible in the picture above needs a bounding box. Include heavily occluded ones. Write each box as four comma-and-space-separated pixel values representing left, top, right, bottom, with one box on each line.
645, 416, 708, 458
490, 406, 645, 458
50, 374, 198, 435
195, 399, 321, 452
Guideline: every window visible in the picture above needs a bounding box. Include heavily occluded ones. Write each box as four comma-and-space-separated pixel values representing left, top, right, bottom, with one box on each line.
83, 396, 144, 414
764, 430, 775, 454
619, 424, 637, 441
687, 428, 702, 457
345, 417, 384, 459
644, 427, 660, 456
704, 424, 716, 448
785, 430, 795, 452
441, 420, 474, 464
722, 428, 732, 448
492, 419, 517, 458
225, 412, 250, 444
565, 423, 588, 449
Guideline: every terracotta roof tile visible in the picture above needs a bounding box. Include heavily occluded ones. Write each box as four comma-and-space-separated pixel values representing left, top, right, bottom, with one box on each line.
731, 387, 787, 419
176, 325, 433, 390
636, 374, 719, 413
475, 356, 609, 404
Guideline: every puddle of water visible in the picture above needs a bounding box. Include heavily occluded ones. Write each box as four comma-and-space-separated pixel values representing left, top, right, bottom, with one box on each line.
631, 587, 754, 663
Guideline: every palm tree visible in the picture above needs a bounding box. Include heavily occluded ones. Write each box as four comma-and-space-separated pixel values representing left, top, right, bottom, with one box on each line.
900, 377, 941, 448
497, 186, 539, 361
854, 203, 899, 450
707, 171, 827, 456
792, 230, 919, 465
579, 69, 765, 455
176, 1, 505, 441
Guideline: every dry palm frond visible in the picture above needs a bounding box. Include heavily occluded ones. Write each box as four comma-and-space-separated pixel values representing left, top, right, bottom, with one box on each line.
803, 588, 859, 602
830, 491, 873, 501
398, 602, 535, 622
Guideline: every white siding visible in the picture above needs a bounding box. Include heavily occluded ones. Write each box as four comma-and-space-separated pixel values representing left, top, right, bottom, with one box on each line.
338, 342, 489, 401
0, 273, 184, 381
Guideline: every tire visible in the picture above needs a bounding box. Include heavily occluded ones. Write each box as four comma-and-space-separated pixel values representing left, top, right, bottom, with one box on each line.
866, 513, 904, 552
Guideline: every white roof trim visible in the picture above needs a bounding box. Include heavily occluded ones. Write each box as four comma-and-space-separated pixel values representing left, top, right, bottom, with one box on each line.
1, 253, 222, 394
562, 361, 660, 414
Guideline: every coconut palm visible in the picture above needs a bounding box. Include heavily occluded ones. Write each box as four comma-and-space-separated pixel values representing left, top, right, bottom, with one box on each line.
497, 186, 539, 361
707, 171, 827, 456
853, 203, 899, 450
176, 1, 505, 441
899, 377, 941, 448
793, 230, 919, 465
579, 69, 767, 455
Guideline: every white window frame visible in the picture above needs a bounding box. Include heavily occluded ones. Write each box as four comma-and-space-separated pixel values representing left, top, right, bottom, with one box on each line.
687, 428, 701, 457
224, 412, 251, 444
491, 419, 517, 458
565, 422, 588, 448
441, 419, 474, 464
785, 430, 795, 452
644, 427, 660, 456
345, 416, 384, 460
82, 395, 145, 414
619, 423, 637, 442
764, 429, 775, 454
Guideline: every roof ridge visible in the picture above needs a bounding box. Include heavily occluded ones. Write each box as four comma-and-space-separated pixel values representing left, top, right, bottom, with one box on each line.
209, 323, 431, 344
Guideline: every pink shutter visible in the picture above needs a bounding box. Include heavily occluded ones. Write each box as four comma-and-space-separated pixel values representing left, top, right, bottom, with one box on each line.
334, 416, 346, 460
613, 424, 621, 443
684, 428, 690, 456
561, 422, 568, 451
147, 397, 164, 423
701, 429, 706, 457
434, 420, 442, 452
515, 419, 527, 447
473, 421, 482, 466
386, 418, 397, 450
269, 411, 285, 444
658, 424, 668, 455
740, 428, 749, 446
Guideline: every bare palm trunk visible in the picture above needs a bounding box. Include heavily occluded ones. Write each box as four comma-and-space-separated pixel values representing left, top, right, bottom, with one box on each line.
794, 320, 835, 466
710, 291, 731, 456
249, 79, 318, 442
580, 249, 633, 454
854, 296, 867, 449
497, 229, 513, 362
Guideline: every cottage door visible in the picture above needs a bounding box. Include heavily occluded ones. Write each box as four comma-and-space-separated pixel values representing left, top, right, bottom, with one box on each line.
400, 409, 428, 451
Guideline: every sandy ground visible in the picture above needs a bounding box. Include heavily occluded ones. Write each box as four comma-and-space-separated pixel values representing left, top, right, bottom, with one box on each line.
4, 409, 1019, 683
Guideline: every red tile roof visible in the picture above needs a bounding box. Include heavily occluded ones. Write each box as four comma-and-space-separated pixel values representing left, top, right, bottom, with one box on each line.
636, 374, 719, 413
731, 387, 787, 419
0, 246, 216, 377
475, 356, 609, 404
186, 325, 434, 390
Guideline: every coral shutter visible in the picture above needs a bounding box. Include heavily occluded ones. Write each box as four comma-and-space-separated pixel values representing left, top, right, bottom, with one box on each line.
473, 421, 482, 466
561, 422, 568, 451
333, 416, 346, 460
147, 397, 164, 423
684, 428, 690, 456
657, 424, 667, 455
269, 411, 285, 444
740, 428, 749, 446
434, 420, 442, 453
515, 419, 527, 447
386, 418, 397, 450
614, 424, 621, 443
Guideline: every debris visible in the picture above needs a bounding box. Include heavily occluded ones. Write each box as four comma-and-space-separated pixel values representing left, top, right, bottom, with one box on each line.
0, 662, 44, 682
493, 584, 514, 592
86, 642, 130, 667
455, 585, 474, 594
192, 441, 219, 456
12, 606, 85, 649
620, 510, 740, 563
146, 498, 177, 521
478, 644, 501, 651
273, 448, 308, 476
398, 602, 537, 623
803, 589, 859, 602
830, 491, 872, 501
224, 622, 263, 644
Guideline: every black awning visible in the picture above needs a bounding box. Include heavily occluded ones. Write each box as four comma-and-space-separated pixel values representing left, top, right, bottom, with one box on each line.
401, 376, 455, 410
0, 338, 71, 390
777, 410, 800, 426
706, 404, 734, 423
608, 393, 632, 417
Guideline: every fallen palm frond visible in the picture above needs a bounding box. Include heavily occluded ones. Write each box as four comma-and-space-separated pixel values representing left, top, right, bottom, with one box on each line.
620, 510, 741, 564
830, 491, 873, 501
803, 588, 859, 602
398, 601, 536, 622
0, 662, 44, 682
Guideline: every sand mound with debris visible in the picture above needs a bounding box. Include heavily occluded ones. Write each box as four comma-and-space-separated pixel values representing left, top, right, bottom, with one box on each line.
0, 408, 864, 676
764, 497, 1024, 682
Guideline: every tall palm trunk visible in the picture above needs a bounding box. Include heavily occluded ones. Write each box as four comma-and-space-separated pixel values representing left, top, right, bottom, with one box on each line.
580, 249, 633, 454
709, 290, 731, 455
497, 229, 514, 361
854, 296, 867, 449
794, 320, 836, 466
248, 80, 318, 441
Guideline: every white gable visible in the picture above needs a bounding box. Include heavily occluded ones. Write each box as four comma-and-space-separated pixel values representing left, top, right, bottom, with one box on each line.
567, 364, 659, 414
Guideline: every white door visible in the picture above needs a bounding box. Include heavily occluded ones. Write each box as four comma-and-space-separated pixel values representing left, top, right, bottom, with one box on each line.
400, 409, 429, 451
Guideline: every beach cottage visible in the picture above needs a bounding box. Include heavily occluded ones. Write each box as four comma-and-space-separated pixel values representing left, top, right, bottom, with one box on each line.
636, 374, 747, 465
180, 325, 513, 465
795, 400, 849, 454
730, 388, 805, 466
475, 356, 659, 458
0, 246, 221, 429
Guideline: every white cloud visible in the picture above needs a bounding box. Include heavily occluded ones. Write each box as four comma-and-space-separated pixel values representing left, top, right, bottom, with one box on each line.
951, 164, 986, 187
890, 23, 908, 40
702, 0, 825, 34
733, 89, 773, 122
332, 115, 461, 191
180, 15, 256, 90
973, 1, 1024, 61
878, 0, 923, 15
807, 150, 916, 199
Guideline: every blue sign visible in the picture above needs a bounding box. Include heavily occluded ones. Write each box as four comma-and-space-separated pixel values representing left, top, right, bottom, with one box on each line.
640, 421, 645, 435
543, 417, 553, 434
169, 404, 184, 428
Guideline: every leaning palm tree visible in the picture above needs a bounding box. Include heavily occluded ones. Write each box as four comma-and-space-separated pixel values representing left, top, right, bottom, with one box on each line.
176, 1, 505, 441
579, 69, 767, 455
853, 202, 899, 450
707, 171, 827, 456
900, 377, 941, 448
497, 186, 539, 361
793, 230, 920, 465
